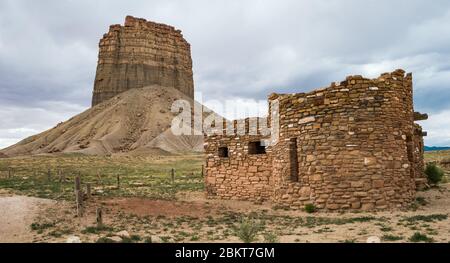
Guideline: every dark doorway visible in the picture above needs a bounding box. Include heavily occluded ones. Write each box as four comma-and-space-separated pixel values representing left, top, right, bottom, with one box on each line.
289, 138, 299, 182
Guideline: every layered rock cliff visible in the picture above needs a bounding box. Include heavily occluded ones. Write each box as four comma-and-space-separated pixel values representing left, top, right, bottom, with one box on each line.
92, 16, 194, 106
1, 16, 212, 157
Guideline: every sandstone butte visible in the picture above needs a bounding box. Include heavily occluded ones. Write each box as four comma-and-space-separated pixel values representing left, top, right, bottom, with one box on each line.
92, 15, 194, 106
0, 16, 207, 157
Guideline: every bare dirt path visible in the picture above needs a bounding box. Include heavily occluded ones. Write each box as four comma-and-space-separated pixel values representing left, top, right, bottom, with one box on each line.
0, 193, 55, 243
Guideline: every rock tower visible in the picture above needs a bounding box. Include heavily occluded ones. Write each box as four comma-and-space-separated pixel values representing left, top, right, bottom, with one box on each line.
92, 16, 194, 106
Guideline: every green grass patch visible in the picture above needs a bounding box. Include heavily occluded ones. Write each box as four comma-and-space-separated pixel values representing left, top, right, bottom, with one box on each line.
409, 232, 434, 243
402, 214, 448, 223
0, 154, 204, 201
81, 225, 114, 234
382, 234, 403, 242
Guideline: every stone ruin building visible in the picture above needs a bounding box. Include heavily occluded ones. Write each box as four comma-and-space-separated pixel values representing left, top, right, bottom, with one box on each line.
205, 69, 428, 211
92, 16, 194, 106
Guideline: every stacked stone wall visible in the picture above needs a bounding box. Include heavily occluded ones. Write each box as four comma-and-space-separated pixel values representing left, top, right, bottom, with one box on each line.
205, 70, 426, 211
205, 119, 272, 201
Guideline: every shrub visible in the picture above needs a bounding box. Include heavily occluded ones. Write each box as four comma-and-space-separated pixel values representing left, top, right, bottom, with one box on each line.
234, 218, 263, 243
96, 237, 118, 243
415, 197, 428, 206
409, 232, 434, 243
304, 204, 317, 214
263, 232, 279, 243
382, 235, 403, 242
425, 163, 444, 185
81, 225, 113, 234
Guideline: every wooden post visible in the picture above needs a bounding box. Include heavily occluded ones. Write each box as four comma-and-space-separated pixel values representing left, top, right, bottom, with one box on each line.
117, 175, 120, 189
8, 168, 12, 179
201, 165, 204, 177
86, 183, 91, 199
76, 190, 83, 217
47, 169, 51, 181
58, 169, 65, 183
171, 168, 175, 184
96, 208, 103, 228
75, 176, 81, 192
74, 176, 83, 217
97, 171, 103, 185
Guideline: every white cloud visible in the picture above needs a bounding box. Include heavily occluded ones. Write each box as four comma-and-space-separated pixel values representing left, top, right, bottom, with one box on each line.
1, 0, 450, 147
0, 103, 87, 149
422, 110, 450, 146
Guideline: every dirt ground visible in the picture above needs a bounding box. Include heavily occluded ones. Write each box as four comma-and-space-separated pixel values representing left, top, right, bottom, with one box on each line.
1, 153, 449, 243
0, 190, 55, 243
1, 184, 449, 243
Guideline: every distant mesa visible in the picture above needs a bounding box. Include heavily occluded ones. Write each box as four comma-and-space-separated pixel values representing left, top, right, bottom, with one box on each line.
424, 146, 450, 152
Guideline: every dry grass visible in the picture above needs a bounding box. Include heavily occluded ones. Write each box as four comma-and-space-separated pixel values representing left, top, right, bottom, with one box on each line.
1, 152, 450, 243
0, 153, 204, 201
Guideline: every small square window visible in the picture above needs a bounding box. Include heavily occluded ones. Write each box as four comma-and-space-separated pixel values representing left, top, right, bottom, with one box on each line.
248, 141, 266, 155
218, 147, 229, 158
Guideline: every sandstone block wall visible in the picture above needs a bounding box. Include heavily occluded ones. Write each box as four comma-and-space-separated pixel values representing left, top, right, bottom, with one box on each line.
205, 119, 272, 201
92, 16, 194, 106
205, 69, 427, 211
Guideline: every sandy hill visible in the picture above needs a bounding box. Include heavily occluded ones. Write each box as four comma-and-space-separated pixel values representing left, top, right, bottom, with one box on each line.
1, 85, 214, 157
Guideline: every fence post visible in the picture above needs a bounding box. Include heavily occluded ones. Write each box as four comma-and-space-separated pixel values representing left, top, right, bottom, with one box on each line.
171, 168, 175, 184
97, 171, 103, 185
47, 169, 51, 181
96, 208, 103, 228
8, 168, 12, 179
58, 169, 65, 183
201, 165, 205, 177
74, 176, 83, 217
117, 175, 120, 189
86, 183, 91, 199
75, 176, 81, 192
76, 190, 84, 217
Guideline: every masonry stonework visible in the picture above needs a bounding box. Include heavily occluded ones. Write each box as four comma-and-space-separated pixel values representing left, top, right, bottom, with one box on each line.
92, 16, 194, 106
205, 69, 428, 211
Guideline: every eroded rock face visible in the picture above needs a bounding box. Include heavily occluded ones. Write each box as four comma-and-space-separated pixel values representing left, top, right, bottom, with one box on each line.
92, 16, 194, 106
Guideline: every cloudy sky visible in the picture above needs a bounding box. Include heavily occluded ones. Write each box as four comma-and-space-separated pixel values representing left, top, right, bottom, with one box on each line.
0, 0, 449, 148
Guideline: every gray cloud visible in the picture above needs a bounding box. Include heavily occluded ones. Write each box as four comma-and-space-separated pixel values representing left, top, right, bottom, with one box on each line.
0, 0, 450, 148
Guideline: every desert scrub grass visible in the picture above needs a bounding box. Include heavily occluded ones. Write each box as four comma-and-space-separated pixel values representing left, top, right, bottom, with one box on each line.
96, 237, 119, 243
382, 235, 403, 242
409, 232, 434, 243
0, 154, 204, 200
379, 226, 393, 232
402, 214, 448, 223
30, 221, 56, 233
300, 216, 380, 228
425, 163, 444, 185
415, 197, 428, 206
263, 232, 279, 243
81, 225, 114, 235
234, 218, 264, 243
304, 204, 316, 214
